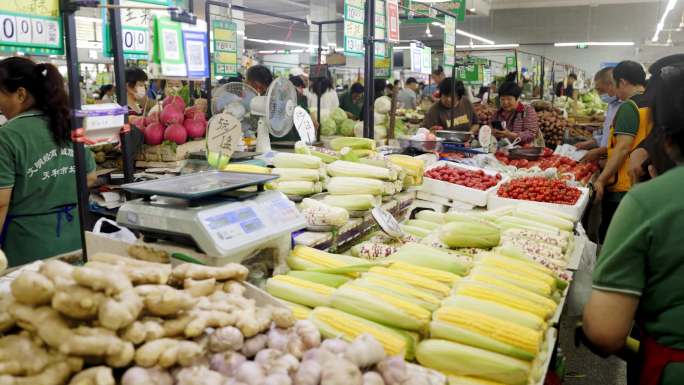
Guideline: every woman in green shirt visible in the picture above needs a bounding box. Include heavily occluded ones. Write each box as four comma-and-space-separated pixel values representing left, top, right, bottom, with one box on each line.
583, 62, 684, 385
0, 57, 96, 267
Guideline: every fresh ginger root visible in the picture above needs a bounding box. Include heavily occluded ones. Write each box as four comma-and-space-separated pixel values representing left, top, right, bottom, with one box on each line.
67, 366, 115, 385
134, 285, 194, 316
127, 245, 170, 264
236, 306, 273, 338
39, 260, 76, 287
98, 289, 143, 330
88, 253, 171, 285
121, 319, 166, 345
0, 334, 52, 376
171, 264, 248, 283
10, 271, 54, 306
164, 309, 237, 338
0, 295, 15, 333
8, 304, 134, 367
134, 339, 203, 368
52, 285, 105, 320
72, 266, 132, 296
184, 278, 217, 297
0, 361, 73, 385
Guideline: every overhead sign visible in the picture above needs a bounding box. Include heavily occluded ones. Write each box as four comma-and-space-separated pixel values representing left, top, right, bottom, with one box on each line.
153, 15, 186, 77
182, 19, 209, 79
444, 15, 456, 69
421, 46, 432, 75
102, 0, 166, 59
387, 0, 400, 42
343, 0, 393, 78
402, 0, 465, 24
410, 43, 422, 73
0, 0, 63, 55
505, 56, 516, 72
343, 0, 365, 56
212, 20, 239, 78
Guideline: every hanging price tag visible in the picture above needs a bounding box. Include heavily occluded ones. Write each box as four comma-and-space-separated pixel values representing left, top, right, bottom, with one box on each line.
478, 125, 493, 153
293, 106, 316, 145
206, 113, 242, 169
372, 206, 405, 240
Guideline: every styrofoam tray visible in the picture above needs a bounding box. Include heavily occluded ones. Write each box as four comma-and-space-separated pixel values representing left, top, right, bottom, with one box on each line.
487, 185, 590, 223
421, 161, 506, 207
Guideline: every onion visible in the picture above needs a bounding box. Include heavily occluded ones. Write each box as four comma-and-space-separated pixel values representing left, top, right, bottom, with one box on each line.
162, 95, 185, 111
164, 123, 188, 144
144, 122, 165, 146
184, 118, 206, 139
160, 106, 184, 126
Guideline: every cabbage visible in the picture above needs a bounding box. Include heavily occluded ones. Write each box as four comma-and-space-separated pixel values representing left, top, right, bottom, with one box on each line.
321, 118, 337, 136
374, 112, 387, 125
339, 119, 355, 136
331, 107, 347, 125
394, 118, 407, 136
375, 96, 392, 114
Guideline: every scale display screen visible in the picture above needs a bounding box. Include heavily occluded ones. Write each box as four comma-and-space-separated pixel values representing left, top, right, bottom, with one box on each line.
204, 206, 264, 240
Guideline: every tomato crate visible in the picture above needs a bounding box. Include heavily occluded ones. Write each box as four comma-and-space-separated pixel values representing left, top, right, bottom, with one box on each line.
421, 161, 506, 207
488, 182, 590, 222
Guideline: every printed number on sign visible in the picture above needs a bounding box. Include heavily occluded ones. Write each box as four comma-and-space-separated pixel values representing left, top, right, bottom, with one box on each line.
0, 15, 16, 42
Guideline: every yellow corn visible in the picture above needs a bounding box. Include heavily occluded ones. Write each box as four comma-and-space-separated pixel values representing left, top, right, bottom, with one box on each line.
469, 274, 557, 316
368, 267, 450, 297
362, 274, 441, 309
454, 281, 550, 320
266, 275, 334, 308
280, 300, 312, 320
389, 261, 462, 286
290, 245, 366, 277
433, 306, 542, 355
472, 266, 553, 297
479, 255, 556, 287
310, 307, 407, 357
220, 163, 271, 174
446, 375, 509, 385
270, 275, 333, 295
341, 284, 431, 322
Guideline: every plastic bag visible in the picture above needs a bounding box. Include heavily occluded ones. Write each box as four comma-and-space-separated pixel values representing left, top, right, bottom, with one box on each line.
92, 218, 137, 244
566, 239, 597, 317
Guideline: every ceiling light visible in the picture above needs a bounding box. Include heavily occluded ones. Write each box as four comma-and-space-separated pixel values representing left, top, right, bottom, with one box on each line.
431, 22, 445, 28
413, 0, 451, 3
456, 43, 520, 49
456, 29, 494, 44
652, 0, 678, 42
425, 24, 432, 37
244, 37, 317, 50
554, 41, 635, 47
469, 7, 476, 12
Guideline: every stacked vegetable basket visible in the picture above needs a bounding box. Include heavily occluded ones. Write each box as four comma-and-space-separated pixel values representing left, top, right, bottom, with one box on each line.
266, 202, 580, 385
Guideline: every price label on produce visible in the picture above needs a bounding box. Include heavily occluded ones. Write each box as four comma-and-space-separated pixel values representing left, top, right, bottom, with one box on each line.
372, 206, 405, 240
293, 106, 316, 145
206, 113, 242, 169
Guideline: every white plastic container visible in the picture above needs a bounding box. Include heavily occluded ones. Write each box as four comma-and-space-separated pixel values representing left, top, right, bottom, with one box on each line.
421, 161, 506, 207
487, 185, 590, 223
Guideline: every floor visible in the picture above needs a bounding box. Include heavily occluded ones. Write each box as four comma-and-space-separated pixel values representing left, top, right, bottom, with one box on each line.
558, 314, 628, 385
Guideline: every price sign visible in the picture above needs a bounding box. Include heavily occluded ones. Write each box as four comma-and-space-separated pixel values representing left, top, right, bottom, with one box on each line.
387, 0, 400, 42
206, 113, 242, 168
103, 0, 159, 59
371, 206, 405, 240
213, 20, 239, 77
0, 0, 63, 55
478, 124, 493, 153
293, 106, 316, 144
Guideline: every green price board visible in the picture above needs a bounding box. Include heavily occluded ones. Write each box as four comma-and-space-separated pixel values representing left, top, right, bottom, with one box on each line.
456, 64, 483, 85
443, 15, 456, 69
0, 0, 63, 55
212, 20, 238, 78
153, 15, 186, 77
402, 0, 465, 24
344, 0, 392, 62
505, 56, 516, 72
102, 0, 166, 59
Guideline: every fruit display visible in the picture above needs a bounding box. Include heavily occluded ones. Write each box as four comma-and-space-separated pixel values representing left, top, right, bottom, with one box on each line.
135, 96, 207, 146
424, 165, 502, 191
536, 109, 568, 148
497, 176, 582, 205
495, 151, 599, 186
474, 103, 496, 126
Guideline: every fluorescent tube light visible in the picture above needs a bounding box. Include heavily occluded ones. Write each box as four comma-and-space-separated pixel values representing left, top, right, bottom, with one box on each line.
456, 43, 520, 49
652, 0, 678, 42
554, 42, 635, 47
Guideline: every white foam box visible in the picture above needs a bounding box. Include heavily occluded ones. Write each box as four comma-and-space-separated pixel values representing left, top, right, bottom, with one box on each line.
487, 184, 591, 223
421, 161, 506, 207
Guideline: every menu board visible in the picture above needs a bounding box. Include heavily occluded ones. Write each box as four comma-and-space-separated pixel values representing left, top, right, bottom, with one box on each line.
0, 0, 63, 55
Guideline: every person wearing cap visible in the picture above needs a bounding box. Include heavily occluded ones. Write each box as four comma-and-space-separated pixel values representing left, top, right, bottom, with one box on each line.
582, 62, 684, 385
397, 78, 419, 110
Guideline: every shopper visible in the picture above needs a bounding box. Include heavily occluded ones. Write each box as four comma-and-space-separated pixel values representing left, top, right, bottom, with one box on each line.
490, 81, 540, 145
397, 77, 419, 110
593, 61, 652, 243
125, 67, 149, 116
582, 63, 684, 385
628, 54, 684, 184
422, 66, 445, 101
246, 64, 274, 96
97, 84, 115, 103
0, 57, 97, 267
374, 79, 387, 100
339, 82, 364, 120
422, 78, 478, 133
147, 79, 162, 101
565, 73, 578, 99
307, 72, 339, 121
577, 68, 622, 162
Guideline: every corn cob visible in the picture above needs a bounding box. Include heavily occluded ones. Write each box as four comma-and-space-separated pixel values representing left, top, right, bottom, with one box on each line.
273, 153, 322, 169
405, 219, 441, 231
444, 211, 487, 223
286, 271, 351, 288
294, 142, 339, 163
326, 176, 386, 195
519, 204, 574, 222
439, 221, 501, 249
447, 375, 510, 385
351, 242, 399, 260
432, 306, 542, 360
387, 243, 471, 276
500, 238, 565, 262
286, 245, 367, 276
400, 224, 431, 239
220, 163, 270, 174
442, 295, 546, 331
309, 307, 407, 357
327, 160, 397, 181
478, 255, 556, 288
454, 280, 553, 320
300, 198, 349, 227
469, 273, 557, 312
389, 261, 462, 286
471, 265, 553, 297
270, 181, 322, 196
322, 194, 379, 211
350, 149, 376, 158
501, 228, 569, 252
512, 208, 574, 231
494, 215, 561, 234
359, 274, 441, 311
416, 339, 531, 385
271, 168, 320, 182
368, 267, 451, 298
387, 154, 425, 178
329, 137, 376, 151
279, 300, 312, 320
266, 275, 334, 308
331, 285, 431, 332
415, 210, 445, 224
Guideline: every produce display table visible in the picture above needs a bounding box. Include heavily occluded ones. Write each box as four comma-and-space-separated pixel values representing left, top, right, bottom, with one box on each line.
293, 191, 416, 251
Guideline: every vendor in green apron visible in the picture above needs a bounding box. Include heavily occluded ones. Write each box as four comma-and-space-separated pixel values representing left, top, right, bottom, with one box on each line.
0, 57, 97, 267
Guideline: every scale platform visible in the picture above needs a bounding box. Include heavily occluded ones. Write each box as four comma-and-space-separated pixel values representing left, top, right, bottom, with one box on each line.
117, 171, 305, 260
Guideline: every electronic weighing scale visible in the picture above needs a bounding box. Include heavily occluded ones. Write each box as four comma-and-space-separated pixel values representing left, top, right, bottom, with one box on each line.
116, 171, 306, 269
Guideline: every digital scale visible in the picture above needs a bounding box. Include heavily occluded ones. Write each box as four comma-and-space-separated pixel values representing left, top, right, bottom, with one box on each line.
116, 171, 306, 267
